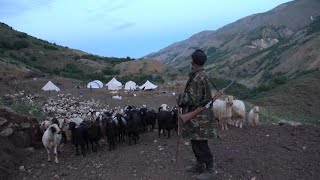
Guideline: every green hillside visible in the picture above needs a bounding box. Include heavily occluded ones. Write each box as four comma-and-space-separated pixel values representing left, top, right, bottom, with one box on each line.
0, 22, 134, 81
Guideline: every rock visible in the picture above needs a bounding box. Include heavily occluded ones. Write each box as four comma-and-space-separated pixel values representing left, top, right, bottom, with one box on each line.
20, 122, 31, 129
41, 164, 46, 167
19, 166, 25, 171
184, 142, 190, 146
7, 123, 14, 128
0, 117, 8, 126
1, 106, 15, 113
0, 128, 13, 137
251, 177, 256, 180
54, 174, 59, 179
26, 147, 35, 152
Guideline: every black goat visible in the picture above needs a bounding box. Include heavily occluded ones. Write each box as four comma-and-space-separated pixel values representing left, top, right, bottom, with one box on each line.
116, 113, 127, 142
157, 107, 177, 138
69, 122, 89, 156
87, 119, 102, 152
126, 109, 141, 145
145, 109, 157, 131
104, 116, 117, 151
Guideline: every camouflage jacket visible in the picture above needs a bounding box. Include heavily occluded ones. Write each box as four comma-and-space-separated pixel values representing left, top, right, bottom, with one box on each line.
176, 68, 216, 140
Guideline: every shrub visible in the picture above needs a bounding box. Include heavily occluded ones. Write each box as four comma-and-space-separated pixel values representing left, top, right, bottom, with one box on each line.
1, 98, 45, 120
16, 32, 28, 39
13, 40, 29, 50
43, 44, 58, 50
102, 68, 120, 75
62, 63, 83, 74
30, 56, 37, 61
73, 55, 81, 60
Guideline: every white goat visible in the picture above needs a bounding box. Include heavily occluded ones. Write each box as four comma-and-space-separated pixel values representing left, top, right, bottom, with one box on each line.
231, 99, 246, 128
248, 106, 260, 126
42, 124, 62, 163
212, 96, 234, 130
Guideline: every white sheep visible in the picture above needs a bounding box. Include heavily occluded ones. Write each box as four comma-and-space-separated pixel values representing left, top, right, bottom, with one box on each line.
42, 124, 62, 163
231, 99, 246, 128
212, 96, 234, 130
248, 106, 260, 126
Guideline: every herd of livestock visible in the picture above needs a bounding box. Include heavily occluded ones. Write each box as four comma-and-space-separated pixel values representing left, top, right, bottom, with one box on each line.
5, 92, 259, 164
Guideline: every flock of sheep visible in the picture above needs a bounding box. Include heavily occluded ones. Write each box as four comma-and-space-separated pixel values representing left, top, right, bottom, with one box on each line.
212, 95, 260, 130
4, 92, 260, 165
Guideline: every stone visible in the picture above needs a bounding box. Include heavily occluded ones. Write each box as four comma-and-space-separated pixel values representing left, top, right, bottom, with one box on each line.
26, 147, 35, 152
20, 122, 31, 129
0, 128, 13, 137
19, 166, 25, 171
0, 117, 8, 126
1, 106, 15, 113
8, 123, 14, 128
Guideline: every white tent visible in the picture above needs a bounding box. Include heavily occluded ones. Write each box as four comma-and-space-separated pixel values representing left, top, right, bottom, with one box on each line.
139, 80, 157, 90
87, 81, 101, 89
93, 80, 104, 88
106, 78, 122, 90
41, 81, 60, 92
124, 80, 137, 90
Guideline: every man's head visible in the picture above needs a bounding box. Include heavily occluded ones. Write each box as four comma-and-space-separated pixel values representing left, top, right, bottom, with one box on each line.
191, 49, 207, 67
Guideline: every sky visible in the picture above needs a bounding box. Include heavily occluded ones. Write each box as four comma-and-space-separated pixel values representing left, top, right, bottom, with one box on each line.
0, 0, 292, 58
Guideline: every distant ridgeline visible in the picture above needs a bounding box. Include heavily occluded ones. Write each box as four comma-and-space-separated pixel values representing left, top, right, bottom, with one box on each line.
145, 0, 320, 88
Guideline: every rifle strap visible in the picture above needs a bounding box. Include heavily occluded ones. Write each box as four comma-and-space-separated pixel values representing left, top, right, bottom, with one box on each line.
208, 78, 219, 91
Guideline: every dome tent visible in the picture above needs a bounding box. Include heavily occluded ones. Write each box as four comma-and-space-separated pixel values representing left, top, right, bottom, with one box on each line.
124, 80, 137, 90
41, 81, 60, 92
139, 80, 157, 90
93, 80, 104, 88
87, 81, 101, 89
106, 78, 122, 90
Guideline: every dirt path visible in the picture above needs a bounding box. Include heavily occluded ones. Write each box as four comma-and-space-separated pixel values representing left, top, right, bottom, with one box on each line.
14, 125, 320, 180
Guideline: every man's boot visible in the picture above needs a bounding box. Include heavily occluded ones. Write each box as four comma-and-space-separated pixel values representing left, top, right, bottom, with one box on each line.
196, 162, 216, 180
186, 161, 205, 173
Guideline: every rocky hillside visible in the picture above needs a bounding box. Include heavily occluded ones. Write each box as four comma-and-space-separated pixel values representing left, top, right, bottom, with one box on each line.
145, 0, 320, 87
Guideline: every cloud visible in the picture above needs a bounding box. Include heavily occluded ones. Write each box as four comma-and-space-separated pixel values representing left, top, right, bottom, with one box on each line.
0, 0, 54, 16
113, 22, 136, 31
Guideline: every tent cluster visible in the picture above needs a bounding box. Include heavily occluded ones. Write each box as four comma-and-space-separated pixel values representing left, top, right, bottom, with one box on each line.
41, 78, 158, 92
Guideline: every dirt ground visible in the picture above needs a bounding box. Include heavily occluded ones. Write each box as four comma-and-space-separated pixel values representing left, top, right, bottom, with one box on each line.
12, 125, 320, 180
1, 77, 320, 180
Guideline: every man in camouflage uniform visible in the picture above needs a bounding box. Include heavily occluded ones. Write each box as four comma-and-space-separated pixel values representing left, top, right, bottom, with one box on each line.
177, 49, 216, 180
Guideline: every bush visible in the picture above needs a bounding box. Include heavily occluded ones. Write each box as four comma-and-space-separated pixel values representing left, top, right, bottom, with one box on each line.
30, 56, 37, 61
102, 68, 120, 75
73, 55, 81, 60
1, 98, 45, 120
43, 44, 58, 50
63, 64, 81, 73
13, 40, 29, 50
16, 32, 28, 39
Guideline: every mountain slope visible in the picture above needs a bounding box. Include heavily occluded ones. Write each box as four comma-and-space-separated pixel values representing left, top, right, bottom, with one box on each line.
250, 70, 320, 123
145, 0, 320, 87
0, 22, 180, 86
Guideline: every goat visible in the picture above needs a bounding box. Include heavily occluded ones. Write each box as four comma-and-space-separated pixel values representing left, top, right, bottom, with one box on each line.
212, 96, 234, 130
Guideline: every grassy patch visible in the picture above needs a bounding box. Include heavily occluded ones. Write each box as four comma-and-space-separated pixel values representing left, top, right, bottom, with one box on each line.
0, 97, 45, 121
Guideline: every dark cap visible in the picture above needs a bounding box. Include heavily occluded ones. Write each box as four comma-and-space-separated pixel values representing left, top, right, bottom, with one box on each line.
192, 49, 207, 66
